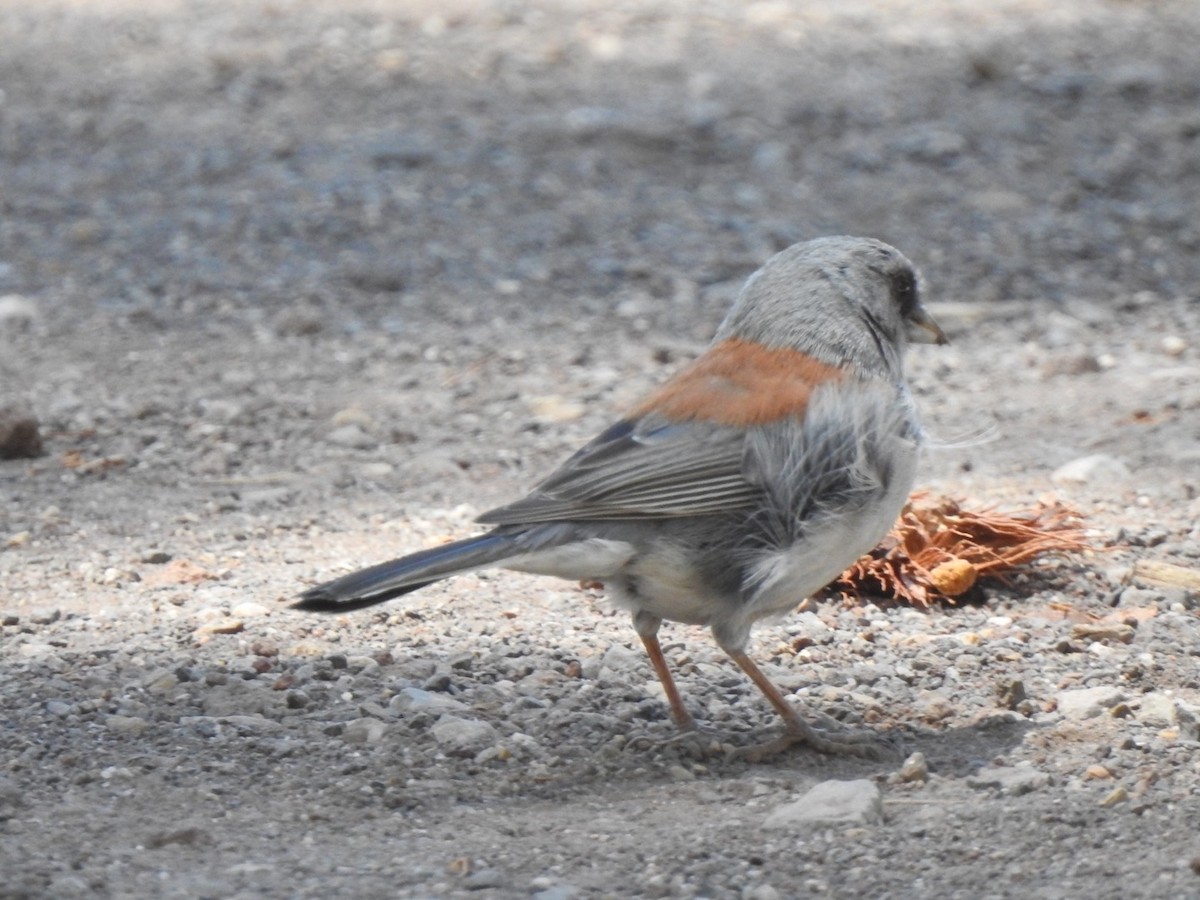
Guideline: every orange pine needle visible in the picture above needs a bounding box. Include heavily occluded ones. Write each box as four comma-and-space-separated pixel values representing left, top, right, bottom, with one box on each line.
832, 493, 1090, 607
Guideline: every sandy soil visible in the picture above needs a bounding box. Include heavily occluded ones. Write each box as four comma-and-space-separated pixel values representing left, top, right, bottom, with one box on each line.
2, 1, 1200, 897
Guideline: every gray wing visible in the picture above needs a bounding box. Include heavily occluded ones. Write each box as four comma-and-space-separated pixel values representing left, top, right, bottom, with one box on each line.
476, 415, 759, 524
477, 378, 917, 528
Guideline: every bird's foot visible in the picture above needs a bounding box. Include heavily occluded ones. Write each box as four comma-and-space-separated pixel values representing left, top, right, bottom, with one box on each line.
732, 720, 886, 763
624, 725, 728, 760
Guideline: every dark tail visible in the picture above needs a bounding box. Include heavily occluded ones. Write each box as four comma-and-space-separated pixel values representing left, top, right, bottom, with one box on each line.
295, 532, 519, 612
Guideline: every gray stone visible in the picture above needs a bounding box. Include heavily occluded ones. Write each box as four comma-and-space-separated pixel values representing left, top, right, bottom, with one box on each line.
0, 293, 37, 324
220, 715, 282, 735
893, 751, 930, 784
967, 765, 1052, 796
463, 867, 505, 890
1056, 685, 1124, 720
1051, 454, 1130, 486
389, 686, 468, 715
532, 887, 579, 900
431, 715, 497, 755
342, 717, 387, 745
105, 714, 149, 735
326, 424, 376, 449
1138, 692, 1178, 727
763, 779, 883, 828
1176, 701, 1200, 741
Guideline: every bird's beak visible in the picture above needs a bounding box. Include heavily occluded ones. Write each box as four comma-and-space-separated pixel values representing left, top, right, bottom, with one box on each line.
906, 305, 949, 345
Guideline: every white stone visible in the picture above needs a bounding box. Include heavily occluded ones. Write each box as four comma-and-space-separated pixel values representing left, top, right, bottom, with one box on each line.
763, 779, 883, 828
1051, 454, 1130, 486
1056, 685, 1124, 720
431, 715, 497, 754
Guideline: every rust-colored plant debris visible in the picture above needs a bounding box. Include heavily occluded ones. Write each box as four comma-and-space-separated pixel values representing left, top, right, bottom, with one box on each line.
833, 494, 1090, 607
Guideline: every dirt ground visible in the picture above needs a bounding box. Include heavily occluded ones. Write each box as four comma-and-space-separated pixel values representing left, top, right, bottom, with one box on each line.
2, 1, 1200, 897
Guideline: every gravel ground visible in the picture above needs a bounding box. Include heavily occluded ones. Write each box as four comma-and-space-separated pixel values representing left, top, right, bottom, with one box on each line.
3, 1, 1200, 898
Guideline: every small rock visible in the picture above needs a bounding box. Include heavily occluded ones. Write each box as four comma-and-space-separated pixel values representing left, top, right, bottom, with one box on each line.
220, 715, 281, 735
463, 868, 505, 890
29, 608, 61, 625
742, 886, 783, 900
0, 293, 37, 325
1071, 622, 1135, 644
0, 777, 24, 815
145, 827, 214, 849
105, 715, 149, 735
194, 619, 245, 641
326, 424, 376, 449
342, 717, 387, 745
1176, 701, 1200, 741
0, 404, 43, 459
1051, 454, 1130, 486
179, 716, 220, 738
596, 642, 644, 680
892, 751, 929, 784
143, 671, 179, 694
1056, 685, 1124, 720
1118, 586, 1164, 607
1160, 335, 1187, 357
532, 887, 579, 900
528, 395, 585, 423
44, 700, 73, 717
763, 779, 883, 828
1100, 785, 1128, 807
431, 715, 497, 755
1138, 692, 1178, 727
967, 765, 1052, 796
389, 687, 468, 715
231, 601, 272, 618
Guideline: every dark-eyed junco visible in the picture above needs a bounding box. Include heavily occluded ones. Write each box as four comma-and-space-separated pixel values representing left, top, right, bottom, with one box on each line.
298, 236, 947, 757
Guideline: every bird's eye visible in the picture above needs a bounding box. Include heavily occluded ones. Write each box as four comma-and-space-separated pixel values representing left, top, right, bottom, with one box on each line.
892, 270, 918, 313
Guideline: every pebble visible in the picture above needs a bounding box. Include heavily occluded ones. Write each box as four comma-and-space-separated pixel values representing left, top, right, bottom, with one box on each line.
1056, 685, 1125, 720
1051, 454, 1131, 486
1100, 785, 1128, 807
221, 715, 282, 735
595, 642, 644, 680
1138, 692, 1178, 727
326, 424, 376, 449
463, 868, 505, 890
0, 403, 43, 459
1160, 335, 1187, 357
892, 751, 930, 784
0, 293, 37, 325
105, 715, 149, 735
966, 765, 1052, 796
342, 717, 387, 745
1176, 702, 1200, 741
145, 827, 214, 849
431, 715, 498, 755
390, 687, 468, 715
0, 776, 24, 812
742, 886, 783, 900
532, 886, 579, 900
763, 779, 883, 828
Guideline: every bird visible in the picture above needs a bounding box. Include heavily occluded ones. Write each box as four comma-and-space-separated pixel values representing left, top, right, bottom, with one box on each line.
297, 235, 947, 757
